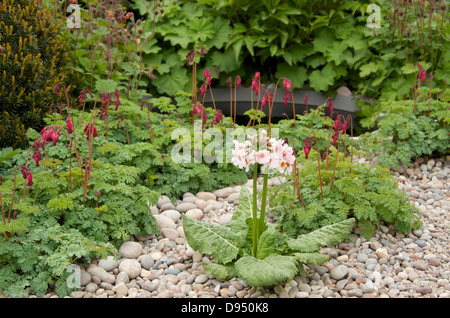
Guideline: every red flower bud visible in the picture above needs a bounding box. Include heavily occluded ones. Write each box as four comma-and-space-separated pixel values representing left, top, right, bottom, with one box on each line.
50, 129, 60, 146
327, 97, 334, 115
303, 137, 312, 159
226, 77, 232, 87
66, 117, 74, 134
283, 78, 292, 91
236, 75, 241, 88
332, 130, 339, 146
27, 172, 33, 187
33, 149, 41, 167
200, 82, 207, 97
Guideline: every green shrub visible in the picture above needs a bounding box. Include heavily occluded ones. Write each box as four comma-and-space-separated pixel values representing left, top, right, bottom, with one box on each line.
0, 0, 76, 149
358, 87, 449, 170
268, 146, 422, 239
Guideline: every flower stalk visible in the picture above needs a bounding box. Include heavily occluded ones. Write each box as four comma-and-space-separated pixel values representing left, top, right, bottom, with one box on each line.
232, 130, 295, 256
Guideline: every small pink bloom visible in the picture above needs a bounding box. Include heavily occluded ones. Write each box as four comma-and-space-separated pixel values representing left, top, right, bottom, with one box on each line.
303, 137, 312, 159
33, 149, 41, 167
283, 91, 293, 107
200, 82, 207, 97
236, 75, 241, 88
214, 110, 223, 124
256, 150, 271, 165
50, 129, 60, 146
283, 78, 292, 91
20, 166, 29, 179
203, 68, 212, 85
114, 89, 121, 111
27, 172, 33, 187
327, 97, 334, 115
332, 130, 339, 146
66, 117, 74, 134
84, 123, 98, 141
261, 90, 273, 110
226, 77, 232, 87
251, 72, 260, 95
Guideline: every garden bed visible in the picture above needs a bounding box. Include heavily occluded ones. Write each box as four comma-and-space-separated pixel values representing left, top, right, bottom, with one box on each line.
17, 154, 449, 299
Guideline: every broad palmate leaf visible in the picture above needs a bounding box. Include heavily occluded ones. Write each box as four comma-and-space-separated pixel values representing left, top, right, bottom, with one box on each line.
183, 215, 241, 264
234, 255, 298, 287
287, 218, 355, 252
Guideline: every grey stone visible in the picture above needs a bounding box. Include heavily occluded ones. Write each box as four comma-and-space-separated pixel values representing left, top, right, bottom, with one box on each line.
157, 196, 171, 208
160, 202, 175, 212
112, 282, 128, 297
87, 267, 115, 284
140, 254, 155, 270
154, 214, 177, 230
296, 292, 310, 298
195, 274, 209, 284
196, 192, 217, 201
164, 268, 181, 275
98, 256, 120, 272
160, 209, 181, 223
329, 265, 349, 280
347, 289, 363, 297
185, 208, 204, 220
415, 239, 426, 248
115, 271, 129, 285
176, 203, 197, 213
119, 259, 142, 279
80, 270, 91, 286
84, 282, 98, 294
119, 241, 143, 259
70, 291, 85, 298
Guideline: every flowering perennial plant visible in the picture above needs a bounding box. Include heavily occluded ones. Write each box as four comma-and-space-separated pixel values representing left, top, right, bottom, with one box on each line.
231, 130, 295, 175
231, 130, 295, 256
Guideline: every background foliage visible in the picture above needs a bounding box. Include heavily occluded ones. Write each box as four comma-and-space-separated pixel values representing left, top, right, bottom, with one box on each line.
0, 0, 78, 149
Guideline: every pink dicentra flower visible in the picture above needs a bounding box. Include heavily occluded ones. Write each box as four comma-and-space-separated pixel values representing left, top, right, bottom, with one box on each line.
236, 75, 241, 88
200, 82, 207, 97
251, 72, 260, 95
203, 68, 212, 86
33, 149, 41, 167
84, 123, 98, 141
50, 129, 60, 146
303, 137, 312, 159
66, 117, 74, 134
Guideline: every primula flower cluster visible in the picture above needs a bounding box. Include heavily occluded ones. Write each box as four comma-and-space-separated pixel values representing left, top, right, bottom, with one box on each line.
232, 130, 296, 174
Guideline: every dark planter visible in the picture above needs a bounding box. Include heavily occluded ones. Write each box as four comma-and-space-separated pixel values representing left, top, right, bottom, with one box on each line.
203, 86, 362, 122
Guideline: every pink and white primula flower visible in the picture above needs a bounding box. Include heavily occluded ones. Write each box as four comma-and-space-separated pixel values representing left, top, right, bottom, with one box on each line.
231, 130, 295, 175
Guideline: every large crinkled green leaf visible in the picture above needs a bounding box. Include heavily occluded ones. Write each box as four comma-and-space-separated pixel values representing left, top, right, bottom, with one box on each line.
183, 215, 241, 264
204, 262, 237, 281
287, 218, 355, 252
255, 226, 285, 259
293, 252, 330, 265
234, 255, 299, 287
228, 186, 252, 236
